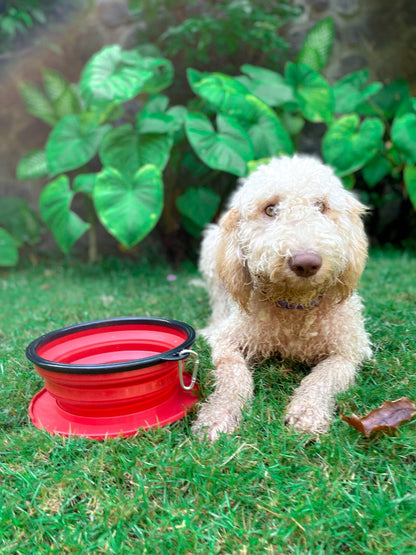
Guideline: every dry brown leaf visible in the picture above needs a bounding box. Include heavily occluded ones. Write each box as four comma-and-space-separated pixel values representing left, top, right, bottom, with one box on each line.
341, 397, 416, 437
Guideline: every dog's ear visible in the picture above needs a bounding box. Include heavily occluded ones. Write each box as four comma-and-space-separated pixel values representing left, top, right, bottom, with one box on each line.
338, 195, 369, 299
215, 208, 252, 310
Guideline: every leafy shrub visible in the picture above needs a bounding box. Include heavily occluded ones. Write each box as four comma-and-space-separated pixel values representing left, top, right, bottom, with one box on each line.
0, 0, 63, 53
184, 17, 416, 242
16, 45, 183, 262
13, 17, 416, 266
128, 0, 302, 70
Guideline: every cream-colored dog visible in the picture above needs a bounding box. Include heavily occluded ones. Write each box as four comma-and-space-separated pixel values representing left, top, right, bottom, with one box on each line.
193, 155, 372, 441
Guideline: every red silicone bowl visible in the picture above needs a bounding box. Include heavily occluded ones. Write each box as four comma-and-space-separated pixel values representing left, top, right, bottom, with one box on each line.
26, 317, 199, 439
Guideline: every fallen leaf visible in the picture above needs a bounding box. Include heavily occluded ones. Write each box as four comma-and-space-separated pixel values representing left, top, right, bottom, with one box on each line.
341, 397, 416, 437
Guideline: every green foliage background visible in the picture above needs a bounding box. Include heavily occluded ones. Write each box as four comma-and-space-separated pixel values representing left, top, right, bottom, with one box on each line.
2, 11, 416, 266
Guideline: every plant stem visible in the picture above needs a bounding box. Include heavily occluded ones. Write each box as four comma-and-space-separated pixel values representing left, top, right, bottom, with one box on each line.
83, 195, 98, 264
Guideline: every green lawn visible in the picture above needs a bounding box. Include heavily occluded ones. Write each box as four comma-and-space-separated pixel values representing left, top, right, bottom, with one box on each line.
1, 249, 415, 554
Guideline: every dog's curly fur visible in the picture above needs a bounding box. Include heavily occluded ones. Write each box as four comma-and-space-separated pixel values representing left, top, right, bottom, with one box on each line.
192, 155, 372, 441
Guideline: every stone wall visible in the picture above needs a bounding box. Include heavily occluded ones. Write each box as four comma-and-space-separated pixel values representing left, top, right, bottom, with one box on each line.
0, 0, 415, 250
287, 0, 416, 86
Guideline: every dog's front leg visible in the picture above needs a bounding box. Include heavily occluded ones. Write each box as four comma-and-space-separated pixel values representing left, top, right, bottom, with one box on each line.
285, 355, 358, 434
192, 347, 254, 442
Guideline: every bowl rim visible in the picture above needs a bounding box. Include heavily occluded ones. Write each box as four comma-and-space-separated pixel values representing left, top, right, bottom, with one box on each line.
25, 317, 196, 375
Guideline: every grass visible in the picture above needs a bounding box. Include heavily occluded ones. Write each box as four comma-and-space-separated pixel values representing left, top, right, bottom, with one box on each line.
1, 248, 416, 554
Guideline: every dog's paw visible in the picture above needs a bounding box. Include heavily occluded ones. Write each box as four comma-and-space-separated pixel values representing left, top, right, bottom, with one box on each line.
285, 400, 332, 435
191, 404, 240, 442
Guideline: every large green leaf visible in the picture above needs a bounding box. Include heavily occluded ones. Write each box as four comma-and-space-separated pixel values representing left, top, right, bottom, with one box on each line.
39, 175, 89, 253
176, 187, 221, 237
136, 95, 187, 141
285, 62, 334, 123
404, 165, 416, 209
245, 96, 294, 158
362, 151, 394, 188
187, 69, 252, 116
138, 57, 174, 94
93, 165, 163, 247
0, 197, 42, 247
46, 114, 111, 175
141, 94, 170, 114
137, 112, 176, 135
322, 114, 385, 176
333, 70, 383, 114
185, 112, 253, 176
238, 65, 295, 108
99, 124, 173, 174
297, 17, 335, 73
17, 149, 49, 180
80, 45, 153, 105
187, 69, 293, 157
391, 113, 416, 164
0, 228, 18, 267
358, 79, 411, 119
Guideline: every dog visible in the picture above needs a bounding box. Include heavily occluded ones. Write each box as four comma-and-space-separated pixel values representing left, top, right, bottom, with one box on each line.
192, 155, 372, 441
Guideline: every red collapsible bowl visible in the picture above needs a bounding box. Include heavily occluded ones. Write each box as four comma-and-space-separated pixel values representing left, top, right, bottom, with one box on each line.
26, 317, 198, 439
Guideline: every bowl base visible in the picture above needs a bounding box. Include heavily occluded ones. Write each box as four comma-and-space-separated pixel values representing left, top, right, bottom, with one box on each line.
29, 375, 199, 440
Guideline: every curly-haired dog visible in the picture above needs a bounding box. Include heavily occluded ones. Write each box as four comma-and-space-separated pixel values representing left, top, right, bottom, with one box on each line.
193, 155, 372, 441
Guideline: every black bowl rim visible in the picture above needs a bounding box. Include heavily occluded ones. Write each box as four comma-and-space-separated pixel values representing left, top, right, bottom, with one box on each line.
25, 317, 196, 375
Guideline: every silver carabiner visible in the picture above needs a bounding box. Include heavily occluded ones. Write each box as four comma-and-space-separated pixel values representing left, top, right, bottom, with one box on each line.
178, 349, 199, 390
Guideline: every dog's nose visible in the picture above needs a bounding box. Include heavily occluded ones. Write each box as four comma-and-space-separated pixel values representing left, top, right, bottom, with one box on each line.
288, 253, 322, 278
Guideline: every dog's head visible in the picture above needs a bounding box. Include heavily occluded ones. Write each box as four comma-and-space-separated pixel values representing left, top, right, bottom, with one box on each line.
214, 155, 368, 310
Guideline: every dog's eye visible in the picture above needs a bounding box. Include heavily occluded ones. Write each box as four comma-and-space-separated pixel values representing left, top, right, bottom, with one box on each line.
264, 205, 277, 217
314, 200, 327, 213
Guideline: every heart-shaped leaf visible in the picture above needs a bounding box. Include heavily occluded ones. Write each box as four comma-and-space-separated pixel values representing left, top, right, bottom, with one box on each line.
0, 228, 19, 267
187, 69, 293, 157
142, 94, 170, 113
39, 175, 89, 253
322, 114, 384, 176
187, 69, 253, 117
93, 165, 163, 248
99, 124, 173, 174
138, 57, 174, 94
238, 65, 295, 107
362, 149, 394, 188
80, 45, 154, 106
17, 149, 49, 180
46, 114, 111, 175
391, 113, 416, 164
136, 96, 187, 141
176, 187, 220, 237
246, 97, 294, 158
358, 79, 411, 119
333, 70, 383, 114
137, 111, 176, 135
186, 112, 253, 176
285, 62, 334, 123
